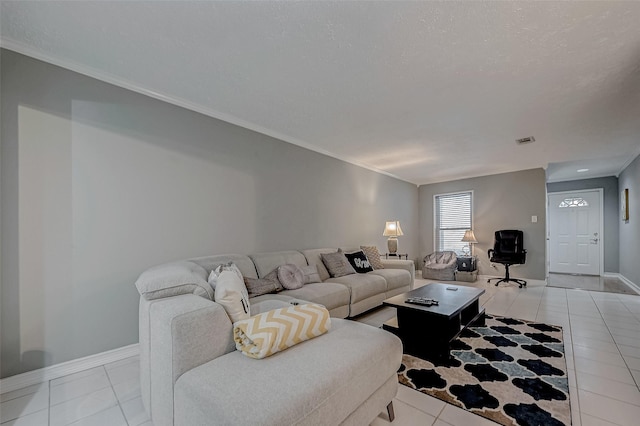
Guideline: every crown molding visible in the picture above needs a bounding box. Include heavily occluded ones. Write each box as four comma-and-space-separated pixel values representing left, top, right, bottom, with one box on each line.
616, 146, 640, 177
0, 38, 412, 185
546, 172, 619, 184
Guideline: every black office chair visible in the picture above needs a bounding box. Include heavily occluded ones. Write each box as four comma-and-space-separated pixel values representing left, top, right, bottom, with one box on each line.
487, 230, 527, 288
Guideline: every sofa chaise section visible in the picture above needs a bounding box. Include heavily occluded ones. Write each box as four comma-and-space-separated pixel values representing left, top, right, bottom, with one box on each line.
137, 267, 402, 426
174, 313, 401, 425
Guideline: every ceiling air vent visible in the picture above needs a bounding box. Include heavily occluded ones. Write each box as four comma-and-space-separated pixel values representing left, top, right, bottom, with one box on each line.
516, 136, 535, 144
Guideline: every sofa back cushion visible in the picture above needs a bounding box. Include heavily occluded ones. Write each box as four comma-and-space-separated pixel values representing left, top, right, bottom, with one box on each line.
250, 251, 307, 278
190, 254, 258, 279
301, 265, 322, 284
300, 248, 337, 282
321, 251, 357, 278
135, 260, 212, 301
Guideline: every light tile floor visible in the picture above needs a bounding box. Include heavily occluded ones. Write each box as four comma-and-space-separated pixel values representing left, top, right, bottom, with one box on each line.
2, 276, 639, 426
547, 273, 638, 296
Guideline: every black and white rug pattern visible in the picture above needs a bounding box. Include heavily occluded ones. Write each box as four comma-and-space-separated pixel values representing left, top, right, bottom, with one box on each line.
398, 315, 571, 426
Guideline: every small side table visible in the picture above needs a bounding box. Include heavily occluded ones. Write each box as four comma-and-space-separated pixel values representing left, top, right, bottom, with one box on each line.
456, 256, 477, 282
386, 253, 408, 260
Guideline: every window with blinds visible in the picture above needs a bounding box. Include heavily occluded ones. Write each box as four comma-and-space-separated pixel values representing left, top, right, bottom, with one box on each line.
434, 191, 473, 254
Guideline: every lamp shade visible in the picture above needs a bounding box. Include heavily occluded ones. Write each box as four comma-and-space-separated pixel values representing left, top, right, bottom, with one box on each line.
383, 221, 404, 237
461, 229, 478, 244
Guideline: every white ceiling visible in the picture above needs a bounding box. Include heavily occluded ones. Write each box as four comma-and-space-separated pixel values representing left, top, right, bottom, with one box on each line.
2, 1, 639, 185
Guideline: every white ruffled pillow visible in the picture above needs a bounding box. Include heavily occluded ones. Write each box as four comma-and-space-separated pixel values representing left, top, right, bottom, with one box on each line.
214, 270, 250, 323
208, 262, 243, 290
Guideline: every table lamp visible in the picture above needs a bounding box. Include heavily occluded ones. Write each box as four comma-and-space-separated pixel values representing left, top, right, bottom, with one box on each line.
383, 221, 404, 254
461, 229, 478, 255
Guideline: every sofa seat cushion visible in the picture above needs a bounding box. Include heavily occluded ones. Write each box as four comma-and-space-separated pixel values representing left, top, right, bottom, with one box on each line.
174, 319, 402, 426
279, 282, 350, 312
368, 268, 411, 291
301, 248, 337, 282
249, 297, 296, 315
325, 274, 386, 303
428, 263, 451, 270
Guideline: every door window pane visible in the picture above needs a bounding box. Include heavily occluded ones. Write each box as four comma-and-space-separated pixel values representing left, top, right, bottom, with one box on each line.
559, 197, 589, 208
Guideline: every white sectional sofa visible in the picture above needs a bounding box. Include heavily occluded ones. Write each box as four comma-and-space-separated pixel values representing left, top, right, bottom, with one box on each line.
135, 248, 413, 425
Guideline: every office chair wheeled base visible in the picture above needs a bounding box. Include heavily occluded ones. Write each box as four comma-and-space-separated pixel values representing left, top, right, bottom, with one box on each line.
487, 264, 527, 288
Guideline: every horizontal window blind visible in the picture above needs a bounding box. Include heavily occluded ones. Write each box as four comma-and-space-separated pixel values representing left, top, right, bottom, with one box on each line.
435, 192, 472, 254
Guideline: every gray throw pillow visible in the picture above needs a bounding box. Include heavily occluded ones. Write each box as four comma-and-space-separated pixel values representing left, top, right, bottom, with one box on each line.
360, 246, 385, 270
277, 264, 305, 290
301, 265, 322, 284
321, 251, 356, 278
243, 268, 284, 297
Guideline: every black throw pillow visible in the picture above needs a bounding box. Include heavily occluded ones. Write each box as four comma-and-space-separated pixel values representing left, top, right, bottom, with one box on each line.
344, 250, 374, 273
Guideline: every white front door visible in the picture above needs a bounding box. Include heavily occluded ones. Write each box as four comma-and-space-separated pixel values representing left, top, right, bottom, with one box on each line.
548, 190, 601, 275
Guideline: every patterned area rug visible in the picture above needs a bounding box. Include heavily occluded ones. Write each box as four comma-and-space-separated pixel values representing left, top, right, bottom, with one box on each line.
398, 315, 571, 426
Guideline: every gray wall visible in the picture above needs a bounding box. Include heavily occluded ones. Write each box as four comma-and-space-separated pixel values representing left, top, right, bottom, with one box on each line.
619, 154, 640, 286
0, 50, 419, 378
418, 169, 547, 280
547, 177, 619, 273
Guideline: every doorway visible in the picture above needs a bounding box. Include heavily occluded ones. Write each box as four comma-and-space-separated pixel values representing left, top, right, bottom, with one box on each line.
548, 189, 603, 276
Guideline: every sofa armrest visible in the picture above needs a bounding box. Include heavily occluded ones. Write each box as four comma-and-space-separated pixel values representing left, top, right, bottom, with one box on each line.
141, 294, 235, 426
380, 259, 415, 288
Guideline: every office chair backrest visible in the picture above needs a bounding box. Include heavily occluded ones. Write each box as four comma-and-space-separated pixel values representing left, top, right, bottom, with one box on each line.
494, 230, 524, 255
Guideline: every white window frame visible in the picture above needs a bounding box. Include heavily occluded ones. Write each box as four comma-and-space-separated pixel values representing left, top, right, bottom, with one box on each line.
433, 190, 474, 254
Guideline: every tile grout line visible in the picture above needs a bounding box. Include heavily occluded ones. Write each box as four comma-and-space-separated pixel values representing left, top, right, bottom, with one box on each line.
549, 287, 582, 426
531, 282, 548, 321
109, 365, 132, 426
51, 366, 120, 426
573, 290, 640, 411
588, 290, 640, 392
433, 400, 448, 424
564, 305, 585, 426
598, 302, 640, 392
48, 377, 51, 426
103, 365, 131, 426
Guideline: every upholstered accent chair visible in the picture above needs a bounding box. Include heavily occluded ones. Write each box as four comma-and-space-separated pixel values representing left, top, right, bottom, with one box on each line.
422, 251, 457, 280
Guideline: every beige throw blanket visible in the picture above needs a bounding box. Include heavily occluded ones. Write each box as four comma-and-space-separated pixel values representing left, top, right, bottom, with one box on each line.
233, 303, 331, 359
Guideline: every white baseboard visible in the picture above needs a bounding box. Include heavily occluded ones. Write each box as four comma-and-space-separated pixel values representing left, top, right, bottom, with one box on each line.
0, 343, 140, 394
604, 272, 640, 295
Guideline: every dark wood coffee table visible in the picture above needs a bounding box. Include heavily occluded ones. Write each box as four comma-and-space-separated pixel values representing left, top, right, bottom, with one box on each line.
383, 283, 485, 360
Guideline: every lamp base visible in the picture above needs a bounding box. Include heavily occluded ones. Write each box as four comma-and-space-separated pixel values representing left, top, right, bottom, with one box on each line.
387, 237, 398, 254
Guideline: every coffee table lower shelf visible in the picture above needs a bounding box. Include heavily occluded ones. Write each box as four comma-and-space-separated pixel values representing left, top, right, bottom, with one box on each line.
383, 307, 485, 361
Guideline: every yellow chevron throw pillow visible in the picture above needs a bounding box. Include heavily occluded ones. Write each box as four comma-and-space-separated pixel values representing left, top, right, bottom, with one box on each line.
233, 303, 331, 359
